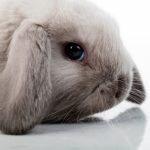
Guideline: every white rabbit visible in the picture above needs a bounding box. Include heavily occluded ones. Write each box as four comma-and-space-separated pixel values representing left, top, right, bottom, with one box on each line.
0, 0, 145, 134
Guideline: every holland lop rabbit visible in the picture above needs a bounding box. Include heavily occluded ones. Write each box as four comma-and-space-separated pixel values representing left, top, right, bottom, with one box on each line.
0, 0, 145, 134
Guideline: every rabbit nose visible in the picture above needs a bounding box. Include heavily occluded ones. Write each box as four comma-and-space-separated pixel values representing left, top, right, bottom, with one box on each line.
100, 82, 118, 98
100, 76, 127, 99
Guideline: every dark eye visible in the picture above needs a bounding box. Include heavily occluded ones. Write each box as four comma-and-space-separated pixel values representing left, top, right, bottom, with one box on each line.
64, 43, 85, 61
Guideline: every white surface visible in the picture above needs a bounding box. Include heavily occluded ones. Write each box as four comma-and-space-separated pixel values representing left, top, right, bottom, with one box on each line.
0, 0, 150, 150
0, 107, 147, 150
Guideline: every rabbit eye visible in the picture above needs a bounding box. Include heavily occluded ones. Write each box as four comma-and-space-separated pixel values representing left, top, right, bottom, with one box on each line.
64, 43, 85, 61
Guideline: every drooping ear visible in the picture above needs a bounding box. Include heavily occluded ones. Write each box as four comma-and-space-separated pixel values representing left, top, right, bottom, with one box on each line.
0, 20, 52, 134
127, 67, 146, 104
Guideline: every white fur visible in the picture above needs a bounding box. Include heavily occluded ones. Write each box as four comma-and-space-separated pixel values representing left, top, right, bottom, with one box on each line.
0, 0, 144, 135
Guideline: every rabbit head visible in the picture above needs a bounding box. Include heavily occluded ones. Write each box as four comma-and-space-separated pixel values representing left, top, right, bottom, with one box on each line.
41, 0, 146, 122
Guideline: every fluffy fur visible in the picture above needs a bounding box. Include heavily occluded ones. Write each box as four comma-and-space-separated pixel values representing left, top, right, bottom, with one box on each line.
0, 0, 145, 134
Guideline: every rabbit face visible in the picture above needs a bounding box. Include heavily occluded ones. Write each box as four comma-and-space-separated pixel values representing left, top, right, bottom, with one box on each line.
42, 2, 143, 123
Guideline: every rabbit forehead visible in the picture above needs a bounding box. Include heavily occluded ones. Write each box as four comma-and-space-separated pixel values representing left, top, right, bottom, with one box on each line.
49, 14, 131, 73
46, 3, 120, 51
42, 0, 133, 76
45, 1, 120, 51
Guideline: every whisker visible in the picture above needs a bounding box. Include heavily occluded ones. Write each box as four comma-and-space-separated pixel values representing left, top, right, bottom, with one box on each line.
47, 100, 78, 117
62, 103, 78, 122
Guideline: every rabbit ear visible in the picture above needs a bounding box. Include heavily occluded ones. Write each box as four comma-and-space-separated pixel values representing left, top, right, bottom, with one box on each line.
127, 67, 146, 104
0, 20, 52, 134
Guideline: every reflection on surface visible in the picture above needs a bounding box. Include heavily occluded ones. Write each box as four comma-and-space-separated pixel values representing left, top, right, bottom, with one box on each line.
0, 108, 146, 150
30, 107, 146, 150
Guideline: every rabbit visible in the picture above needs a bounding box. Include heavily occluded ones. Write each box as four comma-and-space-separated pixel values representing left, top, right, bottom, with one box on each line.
0, 0, 146, 134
